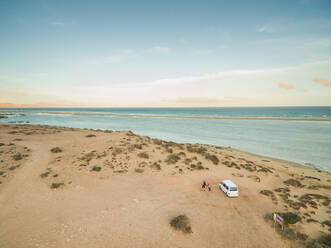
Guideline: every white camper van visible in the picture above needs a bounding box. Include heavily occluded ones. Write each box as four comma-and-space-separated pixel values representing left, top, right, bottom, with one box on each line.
219, 180, 239, 197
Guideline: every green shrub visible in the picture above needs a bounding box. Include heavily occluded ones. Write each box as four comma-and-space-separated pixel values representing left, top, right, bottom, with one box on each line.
170, 215, 192, 233
204, 153, 219, 165
51, 182, 64, 189
40, 171, 50, 178
279, 212, 301, 225
86, 134, 96, 137
151, 162, 161, 170
91, 166, 101, 172
50, 147, 62, 153
283, 179, 303, 188
165, 154, 180, 164
12, 153, 23, 160
260, 190, 275, 198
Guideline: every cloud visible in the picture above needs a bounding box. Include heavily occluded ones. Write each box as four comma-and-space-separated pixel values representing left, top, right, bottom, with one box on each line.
193, 49, 212, 55
256, 26, 276, 33
0, 102, 78, 108
149, 46, 170, 54
162, 96, 239, 107
314, 77, 331, 86
278, 82, 295, 89
51, 20, 75, 26
86, 46, 171, 65
152, 68, 284, 86
86, 50, 140, 65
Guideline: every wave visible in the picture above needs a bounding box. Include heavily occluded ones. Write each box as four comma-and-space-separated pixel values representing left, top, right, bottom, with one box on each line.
1, 110, 331, 121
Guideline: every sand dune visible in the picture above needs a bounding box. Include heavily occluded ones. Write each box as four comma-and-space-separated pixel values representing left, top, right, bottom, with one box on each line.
0, 124, 330, 248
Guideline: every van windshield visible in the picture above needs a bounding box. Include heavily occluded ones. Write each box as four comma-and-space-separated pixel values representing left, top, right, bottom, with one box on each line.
230, 187, 237, 191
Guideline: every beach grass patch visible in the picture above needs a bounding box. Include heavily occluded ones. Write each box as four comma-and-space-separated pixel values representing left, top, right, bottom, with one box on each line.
51, 182, 64, 189
91, 166, 101, 172
283, 179, 303, 188
151, 162, 161, 170
86, 134, 96, 138
112, 148, 123, 156
170, 215, 192, 234
204, 153, 219, 165
12, 153, 23, 160
138, 152, 149, 159
50, 147, 62, 153
165, 154, 180, 164
135, 168, 144, 173
279, 212, 301, 225
40, 171, 51, 178
308, 234, 331, 248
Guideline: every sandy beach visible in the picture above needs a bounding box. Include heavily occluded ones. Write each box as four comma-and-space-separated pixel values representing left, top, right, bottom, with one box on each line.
0, 124, 330, 248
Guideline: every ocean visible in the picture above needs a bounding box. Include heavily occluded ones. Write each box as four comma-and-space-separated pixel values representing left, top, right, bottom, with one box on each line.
1, 107, 331, 172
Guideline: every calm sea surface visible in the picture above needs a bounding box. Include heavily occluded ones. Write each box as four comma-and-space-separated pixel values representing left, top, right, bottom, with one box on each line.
1, 107, 331, 171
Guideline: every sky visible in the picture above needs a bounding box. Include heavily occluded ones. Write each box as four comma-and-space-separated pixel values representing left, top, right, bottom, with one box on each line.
0, 0, 331, 107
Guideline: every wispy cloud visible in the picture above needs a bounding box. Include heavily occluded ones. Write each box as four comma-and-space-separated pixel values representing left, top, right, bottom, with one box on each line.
51, 20, 75, 26
152, 68, 285, 86
149, 46, 171, 54
86, 46, 171, 65
278, 82, 295, 89
314, 77, 331, 86
165, 96, 237, 106
86, 50, 140, 65
193, 49, 212, 55
256, 26, 276, 33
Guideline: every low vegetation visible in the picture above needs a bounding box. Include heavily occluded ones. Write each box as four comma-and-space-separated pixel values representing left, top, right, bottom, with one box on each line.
165, 154, 180, 164
51, 182, 64, 189
86, 134, 96, 138
306, 234, 331, 248
50, 147, 62, 153
260, 189, 276, 200
279, 212, 301, 225
91, 166, 101, 172
204, 153, 219, 165
12, 153, 23, 161
170, 215, 192, 234
138, 152, 149, 159
135, 168, 144, 173
283, 179, 303, 188
40, 171, 51, 178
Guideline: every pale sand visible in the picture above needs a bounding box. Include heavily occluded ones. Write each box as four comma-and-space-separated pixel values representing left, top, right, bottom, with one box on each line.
0, 124, 330, 248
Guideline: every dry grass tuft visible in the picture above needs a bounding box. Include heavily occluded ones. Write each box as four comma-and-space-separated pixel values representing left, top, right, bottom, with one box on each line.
135, 168, 144, 173
170, 215, 192, 234
50, 147, 62, 153
165, 154, 180, 164
86, 134, 96, 138
138, 152, 149, 159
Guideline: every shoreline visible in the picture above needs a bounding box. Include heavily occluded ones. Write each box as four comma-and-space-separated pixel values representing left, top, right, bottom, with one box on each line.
1, 123, 330, 173
1, 110, 331, 121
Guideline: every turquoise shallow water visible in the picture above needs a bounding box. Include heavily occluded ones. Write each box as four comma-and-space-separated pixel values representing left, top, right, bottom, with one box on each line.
1, 107, 331, 171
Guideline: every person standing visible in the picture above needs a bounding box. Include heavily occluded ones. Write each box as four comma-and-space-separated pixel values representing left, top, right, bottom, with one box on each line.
202, 181, 206, 190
